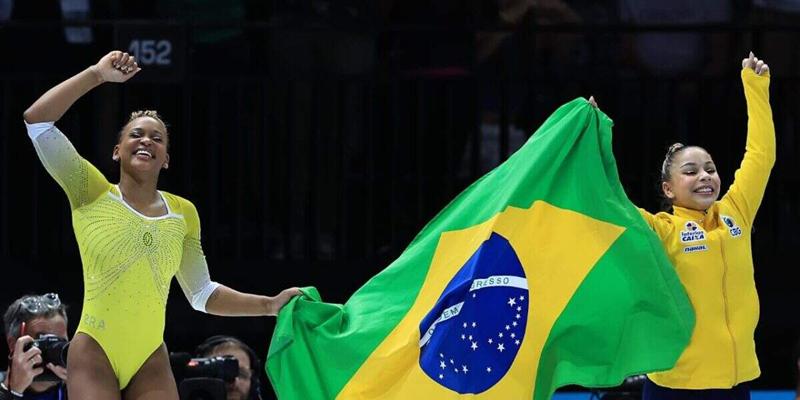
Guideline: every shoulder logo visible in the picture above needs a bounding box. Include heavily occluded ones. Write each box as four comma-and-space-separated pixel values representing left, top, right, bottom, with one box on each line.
721, 215, 742, 238
680, 221, 706, 243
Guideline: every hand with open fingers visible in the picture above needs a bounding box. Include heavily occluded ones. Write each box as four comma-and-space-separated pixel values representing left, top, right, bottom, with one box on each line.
742, 51, 770, 75
8, 336, 44, 393
91, 50, 141, 83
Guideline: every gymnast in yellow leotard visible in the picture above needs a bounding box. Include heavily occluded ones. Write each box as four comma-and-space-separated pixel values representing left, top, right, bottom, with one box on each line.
23, 50, 302, 400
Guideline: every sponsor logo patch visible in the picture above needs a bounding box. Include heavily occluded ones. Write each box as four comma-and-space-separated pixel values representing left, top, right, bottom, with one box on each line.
680, 221, 706, 243
721, 215, 742, 238
683, 244, 708, 253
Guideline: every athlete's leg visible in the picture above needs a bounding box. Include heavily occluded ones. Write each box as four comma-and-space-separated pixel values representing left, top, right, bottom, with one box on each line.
67, 332, 121, 400
122, 343, 179, 400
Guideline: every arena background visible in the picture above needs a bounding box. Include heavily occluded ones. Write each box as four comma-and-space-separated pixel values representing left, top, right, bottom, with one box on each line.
1, 1, 798, 398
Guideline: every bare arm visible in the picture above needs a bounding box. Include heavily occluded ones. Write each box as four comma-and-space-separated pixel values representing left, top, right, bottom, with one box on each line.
23, 50, 140, 123
205, 285, 302, 317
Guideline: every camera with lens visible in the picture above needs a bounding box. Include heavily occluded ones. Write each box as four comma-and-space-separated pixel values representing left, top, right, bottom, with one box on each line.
22, 334, 69, 382
170, 353, 239, 400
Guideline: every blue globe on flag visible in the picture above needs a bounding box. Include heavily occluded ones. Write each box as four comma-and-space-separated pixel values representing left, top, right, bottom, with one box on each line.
418, 232, 530, 394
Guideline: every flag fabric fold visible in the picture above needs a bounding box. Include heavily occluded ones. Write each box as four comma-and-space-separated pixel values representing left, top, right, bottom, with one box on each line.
266, 98, 694, 400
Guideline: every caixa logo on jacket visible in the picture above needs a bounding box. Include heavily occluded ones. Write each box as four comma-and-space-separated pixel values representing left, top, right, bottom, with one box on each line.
680, 221, 706, 243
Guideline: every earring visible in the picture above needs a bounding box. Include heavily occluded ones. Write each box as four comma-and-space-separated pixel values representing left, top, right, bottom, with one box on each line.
112, 156, 119, 161
163, 163, 169, 169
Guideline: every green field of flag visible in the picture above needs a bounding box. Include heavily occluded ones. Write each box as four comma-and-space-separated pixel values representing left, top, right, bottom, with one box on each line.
267, 98, 694, 399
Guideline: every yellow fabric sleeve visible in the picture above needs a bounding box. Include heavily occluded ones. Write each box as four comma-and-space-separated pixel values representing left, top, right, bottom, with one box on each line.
720, 69, 776, 227
30, 124, 111, 210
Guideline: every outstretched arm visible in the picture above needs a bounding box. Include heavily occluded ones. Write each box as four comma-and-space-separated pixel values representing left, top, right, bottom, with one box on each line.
176, 200, 303, 317
205, 286, 303, 317
23, 50, 139, 123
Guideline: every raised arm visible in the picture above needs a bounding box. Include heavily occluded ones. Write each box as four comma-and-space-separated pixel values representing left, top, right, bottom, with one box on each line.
720, 52, 775, 226
24, 52, 141, 210
24, 51, 139, 123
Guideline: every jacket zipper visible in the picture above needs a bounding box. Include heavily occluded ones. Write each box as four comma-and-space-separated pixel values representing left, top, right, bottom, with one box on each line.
719, 234, 738, 385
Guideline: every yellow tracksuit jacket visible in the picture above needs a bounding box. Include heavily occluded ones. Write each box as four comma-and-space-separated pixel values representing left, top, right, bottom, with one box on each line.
638, 68, 775, 389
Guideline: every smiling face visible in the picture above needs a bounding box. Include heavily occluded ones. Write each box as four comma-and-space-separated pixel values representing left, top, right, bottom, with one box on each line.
113, 116, 170, 176
661, 146, 721, 211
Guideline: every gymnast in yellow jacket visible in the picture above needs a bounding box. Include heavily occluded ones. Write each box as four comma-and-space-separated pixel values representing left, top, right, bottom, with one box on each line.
23, 50, 302, 400
634, 53, 775, 399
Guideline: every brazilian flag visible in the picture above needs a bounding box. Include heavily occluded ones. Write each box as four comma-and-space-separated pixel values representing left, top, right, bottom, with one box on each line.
266, 98, 694, 399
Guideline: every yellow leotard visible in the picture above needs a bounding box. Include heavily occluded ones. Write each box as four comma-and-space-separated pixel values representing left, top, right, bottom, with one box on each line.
27, 121, 220, 389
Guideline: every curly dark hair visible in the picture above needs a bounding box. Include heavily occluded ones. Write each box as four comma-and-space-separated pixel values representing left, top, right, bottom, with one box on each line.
117, 110, 170, 146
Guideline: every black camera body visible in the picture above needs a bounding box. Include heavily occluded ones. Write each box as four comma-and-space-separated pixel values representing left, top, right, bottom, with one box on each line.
183, 355, 239, 383
170, 353, 239, 400
22, 334, 69, 382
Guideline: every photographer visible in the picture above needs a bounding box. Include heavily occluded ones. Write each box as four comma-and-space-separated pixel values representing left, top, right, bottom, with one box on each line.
193, 336, 262, 400
0, 294, 68, 400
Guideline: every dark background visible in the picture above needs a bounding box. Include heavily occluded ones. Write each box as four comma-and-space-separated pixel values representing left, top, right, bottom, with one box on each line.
1, 1, 798, 398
